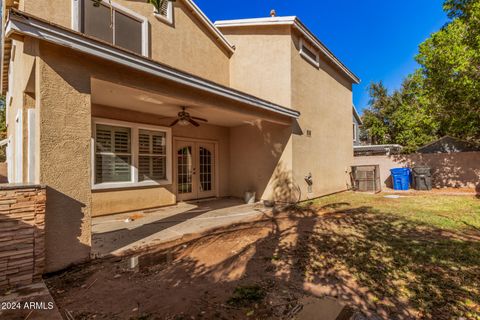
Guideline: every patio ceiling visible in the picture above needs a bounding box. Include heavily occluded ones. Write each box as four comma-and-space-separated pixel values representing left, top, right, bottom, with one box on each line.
91, 79, 290, 127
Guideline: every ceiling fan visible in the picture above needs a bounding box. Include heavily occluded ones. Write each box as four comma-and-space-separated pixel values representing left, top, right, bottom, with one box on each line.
169, 107, 208, 127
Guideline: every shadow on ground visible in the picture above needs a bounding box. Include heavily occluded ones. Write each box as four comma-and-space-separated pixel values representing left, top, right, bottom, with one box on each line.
46, 202, 480, 320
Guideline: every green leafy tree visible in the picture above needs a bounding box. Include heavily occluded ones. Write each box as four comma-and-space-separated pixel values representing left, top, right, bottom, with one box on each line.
361, 74, 438, 153
416, 0, 480, 141
362, 0, 480, 151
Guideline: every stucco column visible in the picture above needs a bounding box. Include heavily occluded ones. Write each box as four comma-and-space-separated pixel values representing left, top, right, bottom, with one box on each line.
38, 43, 92, 272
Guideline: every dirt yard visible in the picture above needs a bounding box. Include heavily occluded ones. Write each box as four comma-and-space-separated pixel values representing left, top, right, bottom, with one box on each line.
45, 193, 480, 320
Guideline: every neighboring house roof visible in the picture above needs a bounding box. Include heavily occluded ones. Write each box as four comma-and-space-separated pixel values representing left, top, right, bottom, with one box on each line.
5, 10, 300, 119
417, 136, 480, 154
353, 105, 362, 125
214, 16, 360, 84
354, 144, 403, 156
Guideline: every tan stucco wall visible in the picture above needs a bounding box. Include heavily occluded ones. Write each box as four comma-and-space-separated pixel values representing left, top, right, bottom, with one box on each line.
220, 25, 355, 200
354, 152, 480, 190
229, 121, 294, 202
220, 25, 292, 107
290, 32, 354, 199
21, 0, 231, 85
6, 38, 37, 184
37, 42, 92, 272
91, 105, 231, 217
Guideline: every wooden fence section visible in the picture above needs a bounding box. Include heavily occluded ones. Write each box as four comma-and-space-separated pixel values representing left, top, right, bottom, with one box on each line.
0, 185, 46, 290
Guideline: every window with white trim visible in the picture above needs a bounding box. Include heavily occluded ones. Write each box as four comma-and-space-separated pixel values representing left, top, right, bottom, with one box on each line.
76, 0, 149, 56
93, 119, 172, 189
299, 38, 320, 68
353, 123, 358, 142
95, 124, 132, 184
138, 130, 167, 181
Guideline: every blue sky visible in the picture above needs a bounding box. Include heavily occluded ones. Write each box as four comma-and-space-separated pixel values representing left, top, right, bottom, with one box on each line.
195, 0, 449, 114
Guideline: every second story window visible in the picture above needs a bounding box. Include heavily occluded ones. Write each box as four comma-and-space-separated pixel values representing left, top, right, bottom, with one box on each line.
73, 0, 149, 56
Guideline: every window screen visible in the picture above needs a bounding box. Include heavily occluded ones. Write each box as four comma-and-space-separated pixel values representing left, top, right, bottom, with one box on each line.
138, 130, 167, 182
95, 124, 132, 183
82, 1, 113, 43
115, 10, 143, 54
81, 0, 144, 55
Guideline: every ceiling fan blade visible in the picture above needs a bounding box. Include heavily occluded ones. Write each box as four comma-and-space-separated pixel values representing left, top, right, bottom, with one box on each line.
191, 116, 208, 123
170, 119, 180, 127
189, 118, 200, 127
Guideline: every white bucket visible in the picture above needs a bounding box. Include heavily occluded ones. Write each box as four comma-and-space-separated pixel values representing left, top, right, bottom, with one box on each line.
244, 191, 256, 204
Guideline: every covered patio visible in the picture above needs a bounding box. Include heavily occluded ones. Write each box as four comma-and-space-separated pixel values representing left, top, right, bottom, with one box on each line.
91, 198, 271, 257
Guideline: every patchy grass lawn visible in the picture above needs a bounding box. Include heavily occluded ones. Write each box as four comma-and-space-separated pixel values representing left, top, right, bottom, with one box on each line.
46, 192, 480, 320
312, 192, 480, 231
305, 193, 480, 319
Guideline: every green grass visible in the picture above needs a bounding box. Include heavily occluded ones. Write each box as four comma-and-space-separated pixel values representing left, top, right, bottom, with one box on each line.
312, 192, 480, 231
300, 192, 480, 318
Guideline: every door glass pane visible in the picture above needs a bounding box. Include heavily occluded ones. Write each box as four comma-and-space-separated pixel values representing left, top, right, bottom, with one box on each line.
177, 146, 192, 194
199, 147, 213, 192
82, 1, 113, 43
115, 10, 143, 54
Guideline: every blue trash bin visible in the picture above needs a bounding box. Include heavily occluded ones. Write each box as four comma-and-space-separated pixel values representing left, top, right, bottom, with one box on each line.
390, 168, 411, 190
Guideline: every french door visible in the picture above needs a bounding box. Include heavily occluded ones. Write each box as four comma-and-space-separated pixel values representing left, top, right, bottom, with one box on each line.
175, 139, 217, 201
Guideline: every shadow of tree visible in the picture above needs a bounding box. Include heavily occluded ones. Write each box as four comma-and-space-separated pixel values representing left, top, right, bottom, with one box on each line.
46, 201, 480, 320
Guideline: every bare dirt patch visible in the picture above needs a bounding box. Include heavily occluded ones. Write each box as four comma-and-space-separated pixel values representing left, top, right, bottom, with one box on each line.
46, 198, 480, 320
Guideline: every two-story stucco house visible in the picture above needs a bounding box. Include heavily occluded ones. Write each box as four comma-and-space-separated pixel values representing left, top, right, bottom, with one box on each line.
1, 0, 359, 271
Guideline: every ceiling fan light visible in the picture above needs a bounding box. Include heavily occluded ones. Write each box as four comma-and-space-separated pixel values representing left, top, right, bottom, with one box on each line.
178, 119, 190, 126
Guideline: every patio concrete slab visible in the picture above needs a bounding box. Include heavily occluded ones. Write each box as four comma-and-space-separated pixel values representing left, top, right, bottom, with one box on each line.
92, 198, 269, 257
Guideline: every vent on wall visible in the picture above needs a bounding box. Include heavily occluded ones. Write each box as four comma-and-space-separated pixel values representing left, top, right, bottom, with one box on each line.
306, 130, 312, 137
299, 38, 320, 68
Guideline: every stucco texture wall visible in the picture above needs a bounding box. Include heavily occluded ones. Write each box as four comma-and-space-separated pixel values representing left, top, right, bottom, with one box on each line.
38, 42, 92, 272
221, 25, 292, 107
22, 0, 231, 86
229, 121, 294, 202
6, 39, 36, 184
291, 32, 354, 199
354, 152, 480, 190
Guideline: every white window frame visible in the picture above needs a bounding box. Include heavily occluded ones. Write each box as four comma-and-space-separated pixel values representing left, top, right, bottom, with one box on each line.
353, 123, 358, 142
299, 38, 320, 68
153, 1, 173, 25
72, 0, 149, 57
92, 118, 172, 190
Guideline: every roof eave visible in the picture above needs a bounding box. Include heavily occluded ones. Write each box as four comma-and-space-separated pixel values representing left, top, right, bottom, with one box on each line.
182, 0, 235, 54
5, 10, 300, 120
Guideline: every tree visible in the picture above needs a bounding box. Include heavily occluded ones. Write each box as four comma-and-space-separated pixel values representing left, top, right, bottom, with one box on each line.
416, 0, 480, 141
361, 73, 438, 153
362, 0, 480, 151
